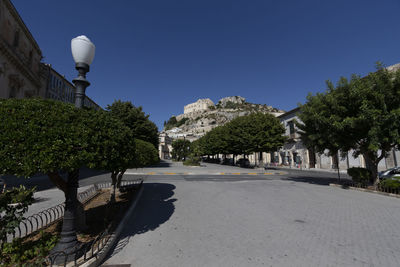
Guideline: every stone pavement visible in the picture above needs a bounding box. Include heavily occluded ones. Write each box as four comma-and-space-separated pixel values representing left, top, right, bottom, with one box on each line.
104, 178, 400, 267
126, 160, 286, 176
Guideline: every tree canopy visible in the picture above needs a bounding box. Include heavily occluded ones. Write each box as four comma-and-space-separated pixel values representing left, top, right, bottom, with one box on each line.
171, 139, 191, 161
298, 64, 400, 183
0, 98, 136, 192
195, 112, 286, 158
106, 100, 159, 149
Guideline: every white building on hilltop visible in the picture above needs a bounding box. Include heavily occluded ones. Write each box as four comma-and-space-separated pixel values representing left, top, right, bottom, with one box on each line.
184, 98, 214, 114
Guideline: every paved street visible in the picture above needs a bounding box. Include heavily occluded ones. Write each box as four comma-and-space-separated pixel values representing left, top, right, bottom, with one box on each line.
101, 162, 400, 267
4, 161, 400, 266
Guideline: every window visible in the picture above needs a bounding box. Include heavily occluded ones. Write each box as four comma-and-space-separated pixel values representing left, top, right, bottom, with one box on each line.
288, 121, 295, 135
13, 30, 20, 47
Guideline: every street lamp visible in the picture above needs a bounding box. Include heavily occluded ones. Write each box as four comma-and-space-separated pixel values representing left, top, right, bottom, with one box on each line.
71, 35, 95, 108
51, 35, 95, 262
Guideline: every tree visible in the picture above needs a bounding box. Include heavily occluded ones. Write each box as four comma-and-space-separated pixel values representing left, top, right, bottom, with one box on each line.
107, 100, 159, 149
194, 113, 286, 166
298, 64, 400, 184
0, 98, 139, 238
171, 139, 191, 161
133, 139, 160, 168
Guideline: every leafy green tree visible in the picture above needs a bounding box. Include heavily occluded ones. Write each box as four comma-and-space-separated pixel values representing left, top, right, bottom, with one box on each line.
0, 98, 138, 227
195, 113, 286, 166
172, 139, 191, 161
133, 139, 160, 168
298, 64, 400, 184
107, 100, 159, 149
0, 186, 35, 245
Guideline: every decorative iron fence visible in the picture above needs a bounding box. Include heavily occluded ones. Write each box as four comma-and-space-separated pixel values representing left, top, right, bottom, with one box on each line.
46, 179, 143, 266
2, 184, 102, 243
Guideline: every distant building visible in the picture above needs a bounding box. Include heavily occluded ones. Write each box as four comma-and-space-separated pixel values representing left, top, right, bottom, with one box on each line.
184, 98, 214, 114
159, 132, 172, 159
0, 0, 45, 99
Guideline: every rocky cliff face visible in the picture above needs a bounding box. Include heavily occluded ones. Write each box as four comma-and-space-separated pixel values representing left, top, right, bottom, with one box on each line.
163, 96, 285, 140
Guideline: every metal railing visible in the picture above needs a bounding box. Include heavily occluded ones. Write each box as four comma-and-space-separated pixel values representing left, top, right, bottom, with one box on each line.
3, 184, 100, 243
46, 179, 143, 266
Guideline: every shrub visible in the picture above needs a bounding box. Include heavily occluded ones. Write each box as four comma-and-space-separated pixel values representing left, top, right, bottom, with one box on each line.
183, 156, 200, 166
347, 167, 372, 185
134, 139, 160, 167
0, 186, 35, 243
379, 179, 400, 190
0, 231, 58, 266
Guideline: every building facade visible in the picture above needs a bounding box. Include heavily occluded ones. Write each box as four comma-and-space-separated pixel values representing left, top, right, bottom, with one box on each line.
42, 64, 101, 110
272, 107, 399, 171
0, 0, 45, 99
159, 132, 173, 159
184, 98, 214, 114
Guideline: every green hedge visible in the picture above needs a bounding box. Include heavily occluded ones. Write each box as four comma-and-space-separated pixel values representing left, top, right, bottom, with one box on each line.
347, 167, 371, 185
380, 179, 400, 190
183, 155, 200, 166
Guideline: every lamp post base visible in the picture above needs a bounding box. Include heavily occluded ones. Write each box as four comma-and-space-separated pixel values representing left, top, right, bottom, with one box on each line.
50, 170, 81, 264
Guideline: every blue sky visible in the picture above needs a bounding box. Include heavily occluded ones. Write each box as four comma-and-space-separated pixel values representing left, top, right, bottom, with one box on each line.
13, 0, 400, 130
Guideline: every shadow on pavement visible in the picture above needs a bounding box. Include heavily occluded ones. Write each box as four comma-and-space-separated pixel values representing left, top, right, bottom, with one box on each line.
282, 176, 349, 186
105, 183, 176, 260
147, 160, 172, 168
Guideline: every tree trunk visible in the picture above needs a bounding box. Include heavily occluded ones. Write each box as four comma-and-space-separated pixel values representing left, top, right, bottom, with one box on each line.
363, 153, 379, 185
116, 170, 126, 189
47, 172, 67, 193
110, 171, 117, 203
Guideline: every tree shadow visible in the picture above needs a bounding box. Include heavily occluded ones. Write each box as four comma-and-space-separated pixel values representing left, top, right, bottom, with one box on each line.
105, 183, 176, 260
282, 176, 349, 186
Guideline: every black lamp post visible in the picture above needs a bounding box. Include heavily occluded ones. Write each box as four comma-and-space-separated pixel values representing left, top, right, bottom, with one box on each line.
51, 35, 95, 263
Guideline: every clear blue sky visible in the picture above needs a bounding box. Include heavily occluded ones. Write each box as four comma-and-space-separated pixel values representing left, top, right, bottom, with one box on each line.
13, 0, 400, 130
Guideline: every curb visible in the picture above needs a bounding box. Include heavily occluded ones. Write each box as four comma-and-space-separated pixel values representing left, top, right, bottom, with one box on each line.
78, 184, 144, 267
329, 183, 400, 199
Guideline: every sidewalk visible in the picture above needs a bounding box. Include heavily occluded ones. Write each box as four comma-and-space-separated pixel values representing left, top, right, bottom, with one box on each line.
125, 160, 286, 176
24, 185, 92, 218
270, 165, 348, 174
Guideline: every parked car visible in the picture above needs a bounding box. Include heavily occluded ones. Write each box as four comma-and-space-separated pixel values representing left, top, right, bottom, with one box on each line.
236, 158, 250, 168
379, 167, 400, 180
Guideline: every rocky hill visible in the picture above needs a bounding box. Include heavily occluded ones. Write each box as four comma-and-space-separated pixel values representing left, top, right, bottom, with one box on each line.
163, 96, 285, 141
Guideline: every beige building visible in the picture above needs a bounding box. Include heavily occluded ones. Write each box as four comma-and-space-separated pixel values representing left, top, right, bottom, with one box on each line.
270, 107, 399, 171
0, 0, 45, 99
159, 132, 173, 159
184, 98, 214, 114
0, 0, 101, 110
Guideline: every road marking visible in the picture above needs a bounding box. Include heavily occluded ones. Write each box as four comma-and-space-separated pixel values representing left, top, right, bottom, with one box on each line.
220, 172, 225, 175
264, 173, 272, 175
147, 172, 156, 175
165, 172, 176, 175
